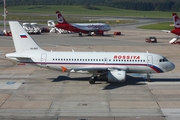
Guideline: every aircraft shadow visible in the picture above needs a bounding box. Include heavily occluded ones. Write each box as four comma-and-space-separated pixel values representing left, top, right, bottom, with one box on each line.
103, 77, 180, 90
48, 75, 180, 90
49, 76, 90, 82
103, 76, 146, 90
149, 78, 180, 82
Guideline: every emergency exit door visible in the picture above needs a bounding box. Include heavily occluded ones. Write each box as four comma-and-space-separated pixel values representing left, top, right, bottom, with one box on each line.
147, 55, 153, 66
41, 54, 47, 65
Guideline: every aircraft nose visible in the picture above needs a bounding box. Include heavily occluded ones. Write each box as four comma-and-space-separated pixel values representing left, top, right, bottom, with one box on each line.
167, 62, 175, 71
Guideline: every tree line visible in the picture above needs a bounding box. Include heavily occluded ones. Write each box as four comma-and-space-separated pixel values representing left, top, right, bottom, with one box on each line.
2, 0, 180, 12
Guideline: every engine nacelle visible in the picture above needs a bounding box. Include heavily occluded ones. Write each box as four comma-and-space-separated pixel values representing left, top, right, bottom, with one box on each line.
107, 70, 126, 82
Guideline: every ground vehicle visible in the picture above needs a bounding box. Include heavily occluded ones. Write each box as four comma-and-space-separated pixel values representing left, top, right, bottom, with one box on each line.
31, 23, 41, 34
48, 20, 71, 34
22, 23, 41, 34
146, 37, 157, 43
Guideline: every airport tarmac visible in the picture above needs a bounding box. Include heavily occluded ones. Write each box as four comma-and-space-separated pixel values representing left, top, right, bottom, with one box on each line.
0, 20, 180, 120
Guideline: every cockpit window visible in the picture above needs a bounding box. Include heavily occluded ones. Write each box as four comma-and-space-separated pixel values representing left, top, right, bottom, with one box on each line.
159, 57, 168, 62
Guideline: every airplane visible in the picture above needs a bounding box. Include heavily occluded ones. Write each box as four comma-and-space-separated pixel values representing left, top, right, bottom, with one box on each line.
55, 11, 111, 36
6, 21, 175, 84
162, 13, 180, 44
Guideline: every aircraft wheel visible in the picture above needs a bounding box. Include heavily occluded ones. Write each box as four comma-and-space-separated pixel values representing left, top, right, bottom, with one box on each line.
89, 79, 95, 84
147, 73, 151, 82
79, 32, 82, 36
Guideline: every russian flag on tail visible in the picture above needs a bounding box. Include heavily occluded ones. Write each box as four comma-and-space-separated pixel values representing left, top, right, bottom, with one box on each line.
20, 33, 27, 38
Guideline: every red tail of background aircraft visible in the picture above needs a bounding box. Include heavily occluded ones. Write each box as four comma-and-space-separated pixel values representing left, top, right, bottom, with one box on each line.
173, 13, 180, 29
56, 11, 68, 24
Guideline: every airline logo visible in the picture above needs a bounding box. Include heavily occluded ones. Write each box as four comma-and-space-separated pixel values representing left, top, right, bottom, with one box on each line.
114, 55, 140, 60
20, 33, 27, 38
173, 15, 180, 28
88, 25, 103, 29
57, 13, 64, 23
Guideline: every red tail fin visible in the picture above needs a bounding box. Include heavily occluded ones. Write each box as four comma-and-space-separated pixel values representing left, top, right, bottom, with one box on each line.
56, 11, 68, 24
172, 13, 180, 29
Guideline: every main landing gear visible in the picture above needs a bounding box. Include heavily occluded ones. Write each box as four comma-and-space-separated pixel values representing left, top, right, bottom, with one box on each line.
147, 73, 151, 82
89, 76, 97, 84
78, 32, 82, 36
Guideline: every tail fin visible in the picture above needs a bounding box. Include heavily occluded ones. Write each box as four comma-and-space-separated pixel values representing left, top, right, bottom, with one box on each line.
56, 11, 68, 24
9, 21, 44, 52
172, 13, 180, 29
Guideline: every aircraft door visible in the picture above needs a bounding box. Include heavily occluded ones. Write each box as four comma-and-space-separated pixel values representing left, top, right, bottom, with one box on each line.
147, 55, 153, 66
41, 54, 47, 65
104, 57, 108, 64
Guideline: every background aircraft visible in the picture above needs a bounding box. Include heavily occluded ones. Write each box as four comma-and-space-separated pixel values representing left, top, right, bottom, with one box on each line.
162, 13, 180, 44
55, 11, 111, 36
6, 21, 175, 84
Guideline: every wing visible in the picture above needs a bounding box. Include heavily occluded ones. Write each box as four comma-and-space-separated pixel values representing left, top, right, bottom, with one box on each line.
70, 66, 128, 74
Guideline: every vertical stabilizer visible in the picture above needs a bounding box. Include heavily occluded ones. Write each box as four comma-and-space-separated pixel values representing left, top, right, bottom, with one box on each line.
172, 13, 180, 29
9, 21, 44, 52
56, 11, 68, 24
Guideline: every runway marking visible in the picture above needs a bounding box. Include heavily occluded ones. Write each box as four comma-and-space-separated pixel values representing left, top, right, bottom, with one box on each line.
0, 81, 21, 89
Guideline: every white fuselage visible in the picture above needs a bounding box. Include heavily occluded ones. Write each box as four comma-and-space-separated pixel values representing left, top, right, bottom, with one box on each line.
6, 51, 175, 74
71, 23, 111, 32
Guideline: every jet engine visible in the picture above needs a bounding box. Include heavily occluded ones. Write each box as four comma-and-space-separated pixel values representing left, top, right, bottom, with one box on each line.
107, 70, 126, 82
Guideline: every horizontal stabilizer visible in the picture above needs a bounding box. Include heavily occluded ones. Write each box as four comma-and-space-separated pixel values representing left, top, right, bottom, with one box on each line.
6, 53, 30, 59
162, 30, 171, 33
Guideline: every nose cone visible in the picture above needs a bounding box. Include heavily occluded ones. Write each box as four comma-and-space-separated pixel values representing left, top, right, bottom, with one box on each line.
108, 26, 111, 31
166, 62, 175, 72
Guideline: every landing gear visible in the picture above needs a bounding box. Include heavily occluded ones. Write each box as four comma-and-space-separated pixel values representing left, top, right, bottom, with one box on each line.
88, 32, 92, 36
79, 32, 82, 36
89, 79, 95, 84
147, 73, 151, 82
89, 76, 97, 84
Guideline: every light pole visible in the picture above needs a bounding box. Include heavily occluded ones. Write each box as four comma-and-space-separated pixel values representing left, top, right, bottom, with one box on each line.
3, 0, 6, 33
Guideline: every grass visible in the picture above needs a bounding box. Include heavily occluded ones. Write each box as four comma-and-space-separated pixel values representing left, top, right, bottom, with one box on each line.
0, 5, 179, 17
137, 22, 174, 30
0, 5, 177, 30
3, 14, 137, 25
1, 6, 138, 25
